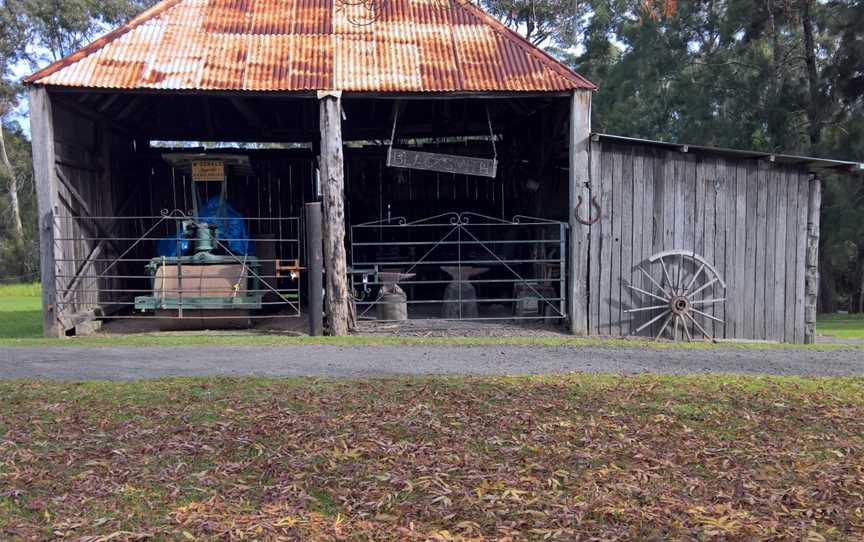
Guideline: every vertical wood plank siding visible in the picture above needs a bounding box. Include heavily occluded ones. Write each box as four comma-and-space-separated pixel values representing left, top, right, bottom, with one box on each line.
629, 153, 645, 335
54, 105, 107, 322
620, 150, 634, 335
45, 102, 139, 333
609, 151, 624, 337
598, 149, 613, 335
588, 142, 812, 343
31, 90, 146, 336
732, 163, 748, 338
588, 141, 603, 336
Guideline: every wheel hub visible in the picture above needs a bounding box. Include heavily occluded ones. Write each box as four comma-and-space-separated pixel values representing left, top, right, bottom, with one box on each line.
670, 295, 690, 316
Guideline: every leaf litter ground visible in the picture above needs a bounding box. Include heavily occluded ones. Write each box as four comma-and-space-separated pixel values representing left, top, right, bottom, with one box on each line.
1, 375, 863, 541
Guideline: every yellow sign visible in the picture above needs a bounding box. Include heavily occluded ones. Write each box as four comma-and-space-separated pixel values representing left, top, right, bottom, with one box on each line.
192, 160, 225, 182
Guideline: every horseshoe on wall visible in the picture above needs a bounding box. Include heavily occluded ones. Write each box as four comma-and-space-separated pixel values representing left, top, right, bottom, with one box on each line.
575, 195, 602, 226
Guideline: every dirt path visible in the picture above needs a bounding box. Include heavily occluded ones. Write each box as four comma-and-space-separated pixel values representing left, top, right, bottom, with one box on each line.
1, 344, 863, 380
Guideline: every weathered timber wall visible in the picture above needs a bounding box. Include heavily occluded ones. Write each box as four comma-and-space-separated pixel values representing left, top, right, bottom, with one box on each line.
589, 141, 813, 343
50, 100, 140, 332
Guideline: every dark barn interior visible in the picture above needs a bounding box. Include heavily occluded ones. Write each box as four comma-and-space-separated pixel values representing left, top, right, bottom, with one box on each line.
41, 89, 575, 333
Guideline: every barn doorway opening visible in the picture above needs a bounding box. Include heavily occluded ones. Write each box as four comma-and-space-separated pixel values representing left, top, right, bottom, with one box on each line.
341, 97, 573, 325
56, 146, 314, 333
43, 89, 576, 336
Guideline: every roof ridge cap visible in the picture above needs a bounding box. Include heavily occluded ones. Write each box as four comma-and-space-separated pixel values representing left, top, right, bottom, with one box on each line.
24, 0, 185, 85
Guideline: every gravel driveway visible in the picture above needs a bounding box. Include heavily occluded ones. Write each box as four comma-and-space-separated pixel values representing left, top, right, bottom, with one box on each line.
1, 344, 863, 380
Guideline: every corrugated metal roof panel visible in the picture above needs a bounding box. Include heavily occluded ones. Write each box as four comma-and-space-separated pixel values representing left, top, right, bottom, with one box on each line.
26, 0, 596, 92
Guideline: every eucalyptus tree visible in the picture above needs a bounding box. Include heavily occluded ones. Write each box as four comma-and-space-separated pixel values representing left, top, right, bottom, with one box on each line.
0, 0, 158, 279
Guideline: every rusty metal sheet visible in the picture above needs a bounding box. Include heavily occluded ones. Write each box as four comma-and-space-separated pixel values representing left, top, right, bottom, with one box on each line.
26, 0, 596, 92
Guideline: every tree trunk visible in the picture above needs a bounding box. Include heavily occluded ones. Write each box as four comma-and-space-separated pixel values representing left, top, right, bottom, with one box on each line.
766, 0, 781, 72
766, 0, 784, 142
318, 92, 351, 336
801, 0, 822, 146
859, 246, 864, 314
0, 123, 24, 239
818, 249, 835, 313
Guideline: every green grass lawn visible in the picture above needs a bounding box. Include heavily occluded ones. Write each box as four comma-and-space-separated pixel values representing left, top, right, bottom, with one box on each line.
2, 283, 863, 347
0, 283, 42, 340
1, 375, 862, 540
818, 313, 864, 340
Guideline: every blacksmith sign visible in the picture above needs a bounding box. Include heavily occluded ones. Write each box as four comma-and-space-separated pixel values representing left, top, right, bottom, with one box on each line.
387, 148, 498, 178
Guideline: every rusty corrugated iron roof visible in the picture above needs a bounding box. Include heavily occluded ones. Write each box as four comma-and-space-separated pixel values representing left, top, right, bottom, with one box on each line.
25, 0, 595, 92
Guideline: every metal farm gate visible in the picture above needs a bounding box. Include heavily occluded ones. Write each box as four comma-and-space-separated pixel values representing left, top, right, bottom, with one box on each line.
53, 209, 304, 326
350, 212, 568, 322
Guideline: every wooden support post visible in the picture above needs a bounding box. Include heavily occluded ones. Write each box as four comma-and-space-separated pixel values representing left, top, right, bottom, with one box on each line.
569, 90, 592, 335
305, 202, 324, 337
318, 91, 351, 336
29, 87, 63, 338
804, 177, 822, 344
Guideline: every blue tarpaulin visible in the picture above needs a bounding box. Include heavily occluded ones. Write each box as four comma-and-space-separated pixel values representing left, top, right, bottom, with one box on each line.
156, 197, 254, 257
156, 235, 190, 257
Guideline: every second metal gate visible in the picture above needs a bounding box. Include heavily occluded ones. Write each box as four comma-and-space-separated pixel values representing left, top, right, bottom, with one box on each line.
350, 212, 568, 322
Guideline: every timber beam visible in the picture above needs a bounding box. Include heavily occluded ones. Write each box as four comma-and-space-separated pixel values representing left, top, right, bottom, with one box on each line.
318, 91, 351, 336
29, 88, 63, 337
568, 90, 592, 336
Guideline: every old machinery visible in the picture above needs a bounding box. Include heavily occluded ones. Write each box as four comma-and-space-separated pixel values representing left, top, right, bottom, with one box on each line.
134, 156, 264, 316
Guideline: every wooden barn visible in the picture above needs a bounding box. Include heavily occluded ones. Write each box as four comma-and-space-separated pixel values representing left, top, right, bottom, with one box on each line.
25, 0, 862, 343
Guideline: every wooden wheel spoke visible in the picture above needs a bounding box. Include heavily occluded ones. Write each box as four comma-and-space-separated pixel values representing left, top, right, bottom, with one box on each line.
683, 264, 705, 295
681, 316, 693, 342
686, 278, 719, 300
691, 308, 725, 324
655, 313, 674, 341
685, 312, 713, 341
636, 309, 671, 333
690, 298, 726, 307
626, 284, 670, 305
659, 257, 675, 294
639, 267, 668, 299
625, 304, 668, 314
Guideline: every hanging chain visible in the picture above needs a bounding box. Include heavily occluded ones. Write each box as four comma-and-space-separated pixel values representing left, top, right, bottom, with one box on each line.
389, 105, 400, 153
486, 105, 497, 162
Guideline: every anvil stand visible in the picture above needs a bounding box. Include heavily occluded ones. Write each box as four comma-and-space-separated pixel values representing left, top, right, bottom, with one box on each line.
441, 266, 489, 319
376, 271, 416, 322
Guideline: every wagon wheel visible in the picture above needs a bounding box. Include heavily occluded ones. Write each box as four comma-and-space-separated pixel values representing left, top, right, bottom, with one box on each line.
625, 251, 727, 342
